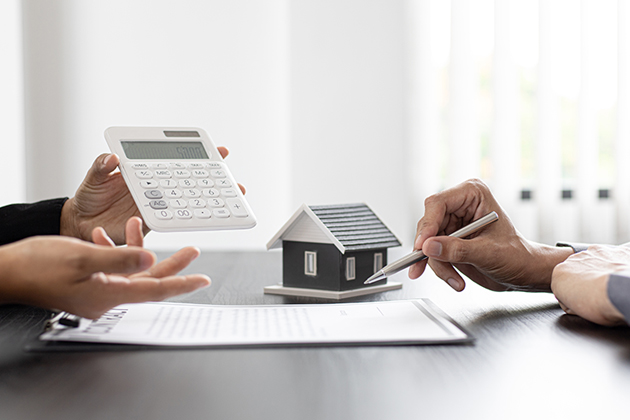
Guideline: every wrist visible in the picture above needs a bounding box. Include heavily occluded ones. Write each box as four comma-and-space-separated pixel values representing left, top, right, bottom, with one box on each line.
0, 242, 25, 304
527, 242, 574, 292
60, 198, 80, 239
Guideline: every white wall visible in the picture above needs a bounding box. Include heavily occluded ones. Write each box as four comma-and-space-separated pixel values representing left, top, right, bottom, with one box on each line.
0, 0, 25, 205
22, 0, 292, 250
289, 1, 412, 250
19, 0, 414, 251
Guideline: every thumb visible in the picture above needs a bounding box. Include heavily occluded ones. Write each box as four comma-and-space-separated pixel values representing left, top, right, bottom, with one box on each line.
422, 236, 481, 265
74, 245, 156, 276
84, 153, 120, 185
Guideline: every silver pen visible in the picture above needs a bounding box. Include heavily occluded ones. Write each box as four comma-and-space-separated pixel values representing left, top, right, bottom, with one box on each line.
364, 211, 499, 284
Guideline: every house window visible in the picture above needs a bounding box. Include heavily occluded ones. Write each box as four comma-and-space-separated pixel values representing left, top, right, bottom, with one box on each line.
374, 253, 383, 273
346, 257, 356, 281
304, 251, 317, 276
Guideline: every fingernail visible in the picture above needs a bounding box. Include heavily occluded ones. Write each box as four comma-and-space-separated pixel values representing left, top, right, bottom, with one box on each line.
414, 235, 422, 249
425, 241, 442, 257
447, 278, 461, 291
103, 154, 113, 168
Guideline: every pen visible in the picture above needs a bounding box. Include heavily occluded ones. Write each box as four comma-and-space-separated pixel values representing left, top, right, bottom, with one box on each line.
364, 211, 499, 284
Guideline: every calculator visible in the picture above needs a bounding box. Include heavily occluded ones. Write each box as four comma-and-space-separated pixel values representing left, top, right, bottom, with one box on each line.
105, 127, 256, 232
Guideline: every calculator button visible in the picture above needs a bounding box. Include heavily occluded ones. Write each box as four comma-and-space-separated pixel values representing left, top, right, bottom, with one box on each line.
175, 209, 193, 219
160, 179, 177, 188
144, 190, 163, 199
135, 170, 153, 179
220, 188, 237, 198
203, 188, 220, 198
227, 198, 248, 217
210, 169, 226, 178
184, 189, 201, 198
154, 170, 172, 179
173, 169, 191, 179
164, 189, 183, 198
192, 169, 209, 178
131, 163, 149, 170
140, 180, 158, 189
197, 179, 214, 188
188, 163, 205, 169
179, 179, 196, 188
151, 163, 168, 169
194, 209, 211, 219
216, 179, 232, 188
155, 210, 173, 220
170, 199, 187, 209
208, 198, 225, 208
169, 163, 186, 169
205, 162, 223, 170
149, 200, 168, 209
213, 208, 230, 218
190, 199, 206, 208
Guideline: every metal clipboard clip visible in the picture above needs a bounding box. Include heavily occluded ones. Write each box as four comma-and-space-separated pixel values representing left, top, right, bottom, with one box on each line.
44, 311, 82, 332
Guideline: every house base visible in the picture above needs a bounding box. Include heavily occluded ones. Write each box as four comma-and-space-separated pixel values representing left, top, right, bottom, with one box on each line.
263, 282, 402, 300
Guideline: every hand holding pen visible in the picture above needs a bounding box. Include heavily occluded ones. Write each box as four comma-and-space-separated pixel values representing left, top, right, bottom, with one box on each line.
405, 180, 573, 293
365, 211, 499, 284
402, 179, 572, 292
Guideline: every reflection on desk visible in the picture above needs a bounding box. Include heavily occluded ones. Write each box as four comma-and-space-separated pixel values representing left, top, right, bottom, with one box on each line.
1, 251, 629, 420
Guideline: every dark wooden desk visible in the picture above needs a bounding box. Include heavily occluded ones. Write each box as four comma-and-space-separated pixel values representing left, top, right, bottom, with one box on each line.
1, 251, 630, 420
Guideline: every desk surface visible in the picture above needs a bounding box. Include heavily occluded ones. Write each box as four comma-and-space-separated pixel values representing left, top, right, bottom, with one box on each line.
1, 251, 629, 420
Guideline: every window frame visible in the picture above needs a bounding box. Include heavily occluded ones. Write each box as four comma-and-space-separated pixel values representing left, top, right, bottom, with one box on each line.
304, 251, 317, 276
374, 252, 383, 273
346, 256, 356, 281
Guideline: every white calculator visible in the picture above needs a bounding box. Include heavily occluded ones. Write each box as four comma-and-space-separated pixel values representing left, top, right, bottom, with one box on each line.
105, 126, 256, 232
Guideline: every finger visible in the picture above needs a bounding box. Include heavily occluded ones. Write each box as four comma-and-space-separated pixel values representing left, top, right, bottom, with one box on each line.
415, 179, 492, 250
92, 227, 116, 247
422, 236, 485, 265
125, 217, 144, 247
103, 273, 211, 303
84, 153, 120, 185
557, 300, 576, 315
218, 146, 230, 159
134, 247, 201, 278
73, 245, 156, 276
427, 259, 466, 291
238, 183, 246, 195
408, 258, 428, 279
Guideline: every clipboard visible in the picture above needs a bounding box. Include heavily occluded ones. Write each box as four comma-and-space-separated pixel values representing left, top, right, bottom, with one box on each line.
30, 299, 473, 352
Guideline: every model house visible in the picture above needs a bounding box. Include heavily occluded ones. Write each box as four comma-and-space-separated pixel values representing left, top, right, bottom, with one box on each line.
266, 203, 401, 297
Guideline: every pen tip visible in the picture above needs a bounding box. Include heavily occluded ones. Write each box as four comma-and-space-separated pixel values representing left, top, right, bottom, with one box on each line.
364, 272, 385, 285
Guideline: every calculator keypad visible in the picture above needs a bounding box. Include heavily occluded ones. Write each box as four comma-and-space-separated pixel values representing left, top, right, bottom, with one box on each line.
126, 161, 249, 225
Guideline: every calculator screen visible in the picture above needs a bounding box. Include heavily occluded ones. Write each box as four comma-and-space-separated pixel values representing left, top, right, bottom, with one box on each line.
121, 141, 209, 160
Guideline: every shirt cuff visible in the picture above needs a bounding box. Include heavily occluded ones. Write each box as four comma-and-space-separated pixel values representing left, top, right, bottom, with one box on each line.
607, 270, 630, 325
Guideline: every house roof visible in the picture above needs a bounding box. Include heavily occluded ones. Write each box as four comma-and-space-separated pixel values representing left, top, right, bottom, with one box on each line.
266, 203, 401, 254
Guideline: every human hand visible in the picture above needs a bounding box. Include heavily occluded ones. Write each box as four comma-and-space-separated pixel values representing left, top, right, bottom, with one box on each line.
60, 147, 245, 245
408, 179, 573, 292
551, 245, 629, 326
0, 218, 210, 319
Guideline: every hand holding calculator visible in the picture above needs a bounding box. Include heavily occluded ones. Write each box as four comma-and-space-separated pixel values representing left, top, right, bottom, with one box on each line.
105, 127, 256, 232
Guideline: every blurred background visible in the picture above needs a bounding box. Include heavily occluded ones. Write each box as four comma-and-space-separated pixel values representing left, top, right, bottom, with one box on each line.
0, 0, 628, 252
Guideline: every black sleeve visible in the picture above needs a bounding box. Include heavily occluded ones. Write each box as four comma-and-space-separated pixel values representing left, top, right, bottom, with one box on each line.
0, 198, 68, 246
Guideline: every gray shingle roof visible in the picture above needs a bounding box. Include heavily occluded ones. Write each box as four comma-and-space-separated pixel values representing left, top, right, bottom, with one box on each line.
308, 203, 401, 251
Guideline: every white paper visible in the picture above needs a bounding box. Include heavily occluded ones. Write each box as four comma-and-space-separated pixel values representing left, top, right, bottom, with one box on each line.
40, 300, 470, 346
